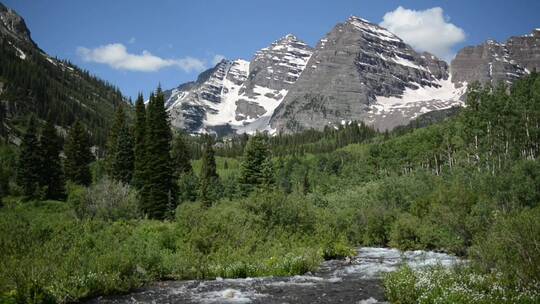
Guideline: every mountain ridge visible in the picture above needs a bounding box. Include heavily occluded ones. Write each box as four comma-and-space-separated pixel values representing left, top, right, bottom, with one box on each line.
0, 1, 127, 147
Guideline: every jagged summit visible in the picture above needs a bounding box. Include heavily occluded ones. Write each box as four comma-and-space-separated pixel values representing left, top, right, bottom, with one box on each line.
270, 16, 454, 132
0, 2, 35, 47
163, 34, 313, 135
452, 28, 540, 85
347, 15, 371, 24
345, 15, 402, 43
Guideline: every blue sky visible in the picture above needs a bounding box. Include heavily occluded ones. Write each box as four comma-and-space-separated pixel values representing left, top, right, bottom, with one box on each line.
4, 0, 540, 100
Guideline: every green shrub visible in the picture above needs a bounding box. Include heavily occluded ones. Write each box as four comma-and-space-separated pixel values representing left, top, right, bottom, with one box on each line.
69, 178, 139, 221
470, 206, 540, 287
389, 213, 424, 250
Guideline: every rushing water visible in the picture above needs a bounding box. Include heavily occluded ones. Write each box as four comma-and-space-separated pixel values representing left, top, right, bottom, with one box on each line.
88, 247, 460, 304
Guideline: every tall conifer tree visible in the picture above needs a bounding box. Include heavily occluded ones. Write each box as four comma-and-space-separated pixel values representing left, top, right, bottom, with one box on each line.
239, 133, 273, 193
139, 88, 174, 219
106, 106, 126, 174
111, 124, 134, 184
132, 93, 146, 189
17, 115, 41, 197
199, 135, 219, 206
39, 115, 65, 200
64, 121, 93, 186
172, 131, 193, 177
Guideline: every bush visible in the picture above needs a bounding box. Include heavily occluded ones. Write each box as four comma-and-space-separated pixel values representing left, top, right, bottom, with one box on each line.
70, 178, 139, 221
389, 213, 424, 250
384, 266, 540, 304
470, 206, 540, 287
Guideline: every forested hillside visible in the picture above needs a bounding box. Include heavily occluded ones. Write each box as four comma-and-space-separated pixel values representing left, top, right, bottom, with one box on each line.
1, 74, 540, 303
0, 3, 127, 147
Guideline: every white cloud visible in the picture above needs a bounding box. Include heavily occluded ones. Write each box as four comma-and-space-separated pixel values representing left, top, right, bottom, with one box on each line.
128, 37, 136, 44
380, 6, 466, 61
212, 54, 226, 65
77, 43, 206, 72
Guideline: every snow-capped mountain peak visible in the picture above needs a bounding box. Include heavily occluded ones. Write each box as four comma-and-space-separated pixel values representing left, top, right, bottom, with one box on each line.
163, 34, 313, 135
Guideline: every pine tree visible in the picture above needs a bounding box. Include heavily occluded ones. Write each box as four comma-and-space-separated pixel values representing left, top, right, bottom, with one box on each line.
139, 88, 174, 219
16, 115, 42, 198
302, 169, 310, 195
239, 133, 273, 193
172, 131, 193, 177
106, 106, 126, 174
132, 93, 146, 189
39, 115, 65, 200
199, 135, 219, 206
111, 124, 134, 184
64, 121, 93, 186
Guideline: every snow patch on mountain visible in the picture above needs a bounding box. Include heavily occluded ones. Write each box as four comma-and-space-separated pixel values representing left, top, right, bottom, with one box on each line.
363, 77, 467, 130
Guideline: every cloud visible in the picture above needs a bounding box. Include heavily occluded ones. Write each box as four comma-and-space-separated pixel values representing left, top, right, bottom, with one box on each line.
77, 43, 206, 72
212, 54, 226, 65
128, 37, 136, 44
380, 6, 466, 61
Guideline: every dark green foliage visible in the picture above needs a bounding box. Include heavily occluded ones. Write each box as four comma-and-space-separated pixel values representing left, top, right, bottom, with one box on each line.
16, 115, 41, 198
0, 144, 16, 202
302, 170, 310, 195
177, 172, 199, 202
39, 115, 65, 200
239, 133, 274, 193
132, 93, 146, 189
64, 121, 93, 186
106, 106, 127, 174
213, 121, 377, 158
111, 124, 134, 184
139, 89, 174, 219
199, 135, 220, 206
172, 131, 193, 177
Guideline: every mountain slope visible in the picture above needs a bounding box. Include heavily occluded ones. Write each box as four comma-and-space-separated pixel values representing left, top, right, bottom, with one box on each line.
163, 34, 313, 135
451, 29, 540, 85
270, 17, 464, 132
0, 2, 126, 146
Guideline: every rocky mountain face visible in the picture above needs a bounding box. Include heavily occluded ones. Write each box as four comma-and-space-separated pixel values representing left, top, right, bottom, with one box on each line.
0, 2, 35, 47
164, 35, 313, 134
451, 29, 540, 86
269, 17, 465, 132
0, 2, 126, 146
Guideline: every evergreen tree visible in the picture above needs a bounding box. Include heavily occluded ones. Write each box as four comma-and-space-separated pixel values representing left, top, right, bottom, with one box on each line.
106, 105, 126, 174
0, 102, 6, 142
199, 135, 219, 206
64, 121, 93, 186
132, 93, 146, 189
139, 88, 174, 219
16, 115, 42, 198
302, 169, 310, 195
39, 115, 65, 200
239, 133, 273, 193
172, 131, 193, 177
111, 124, 134, 184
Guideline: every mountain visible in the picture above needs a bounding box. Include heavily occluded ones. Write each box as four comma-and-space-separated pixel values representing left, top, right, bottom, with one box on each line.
270, 16, 465, 132
451, 29, 540, 85
164, 34, 313, 135
0, 2, 126, 146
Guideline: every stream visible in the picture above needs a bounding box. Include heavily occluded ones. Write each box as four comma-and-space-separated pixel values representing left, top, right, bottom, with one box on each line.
88, 247, 460, 304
